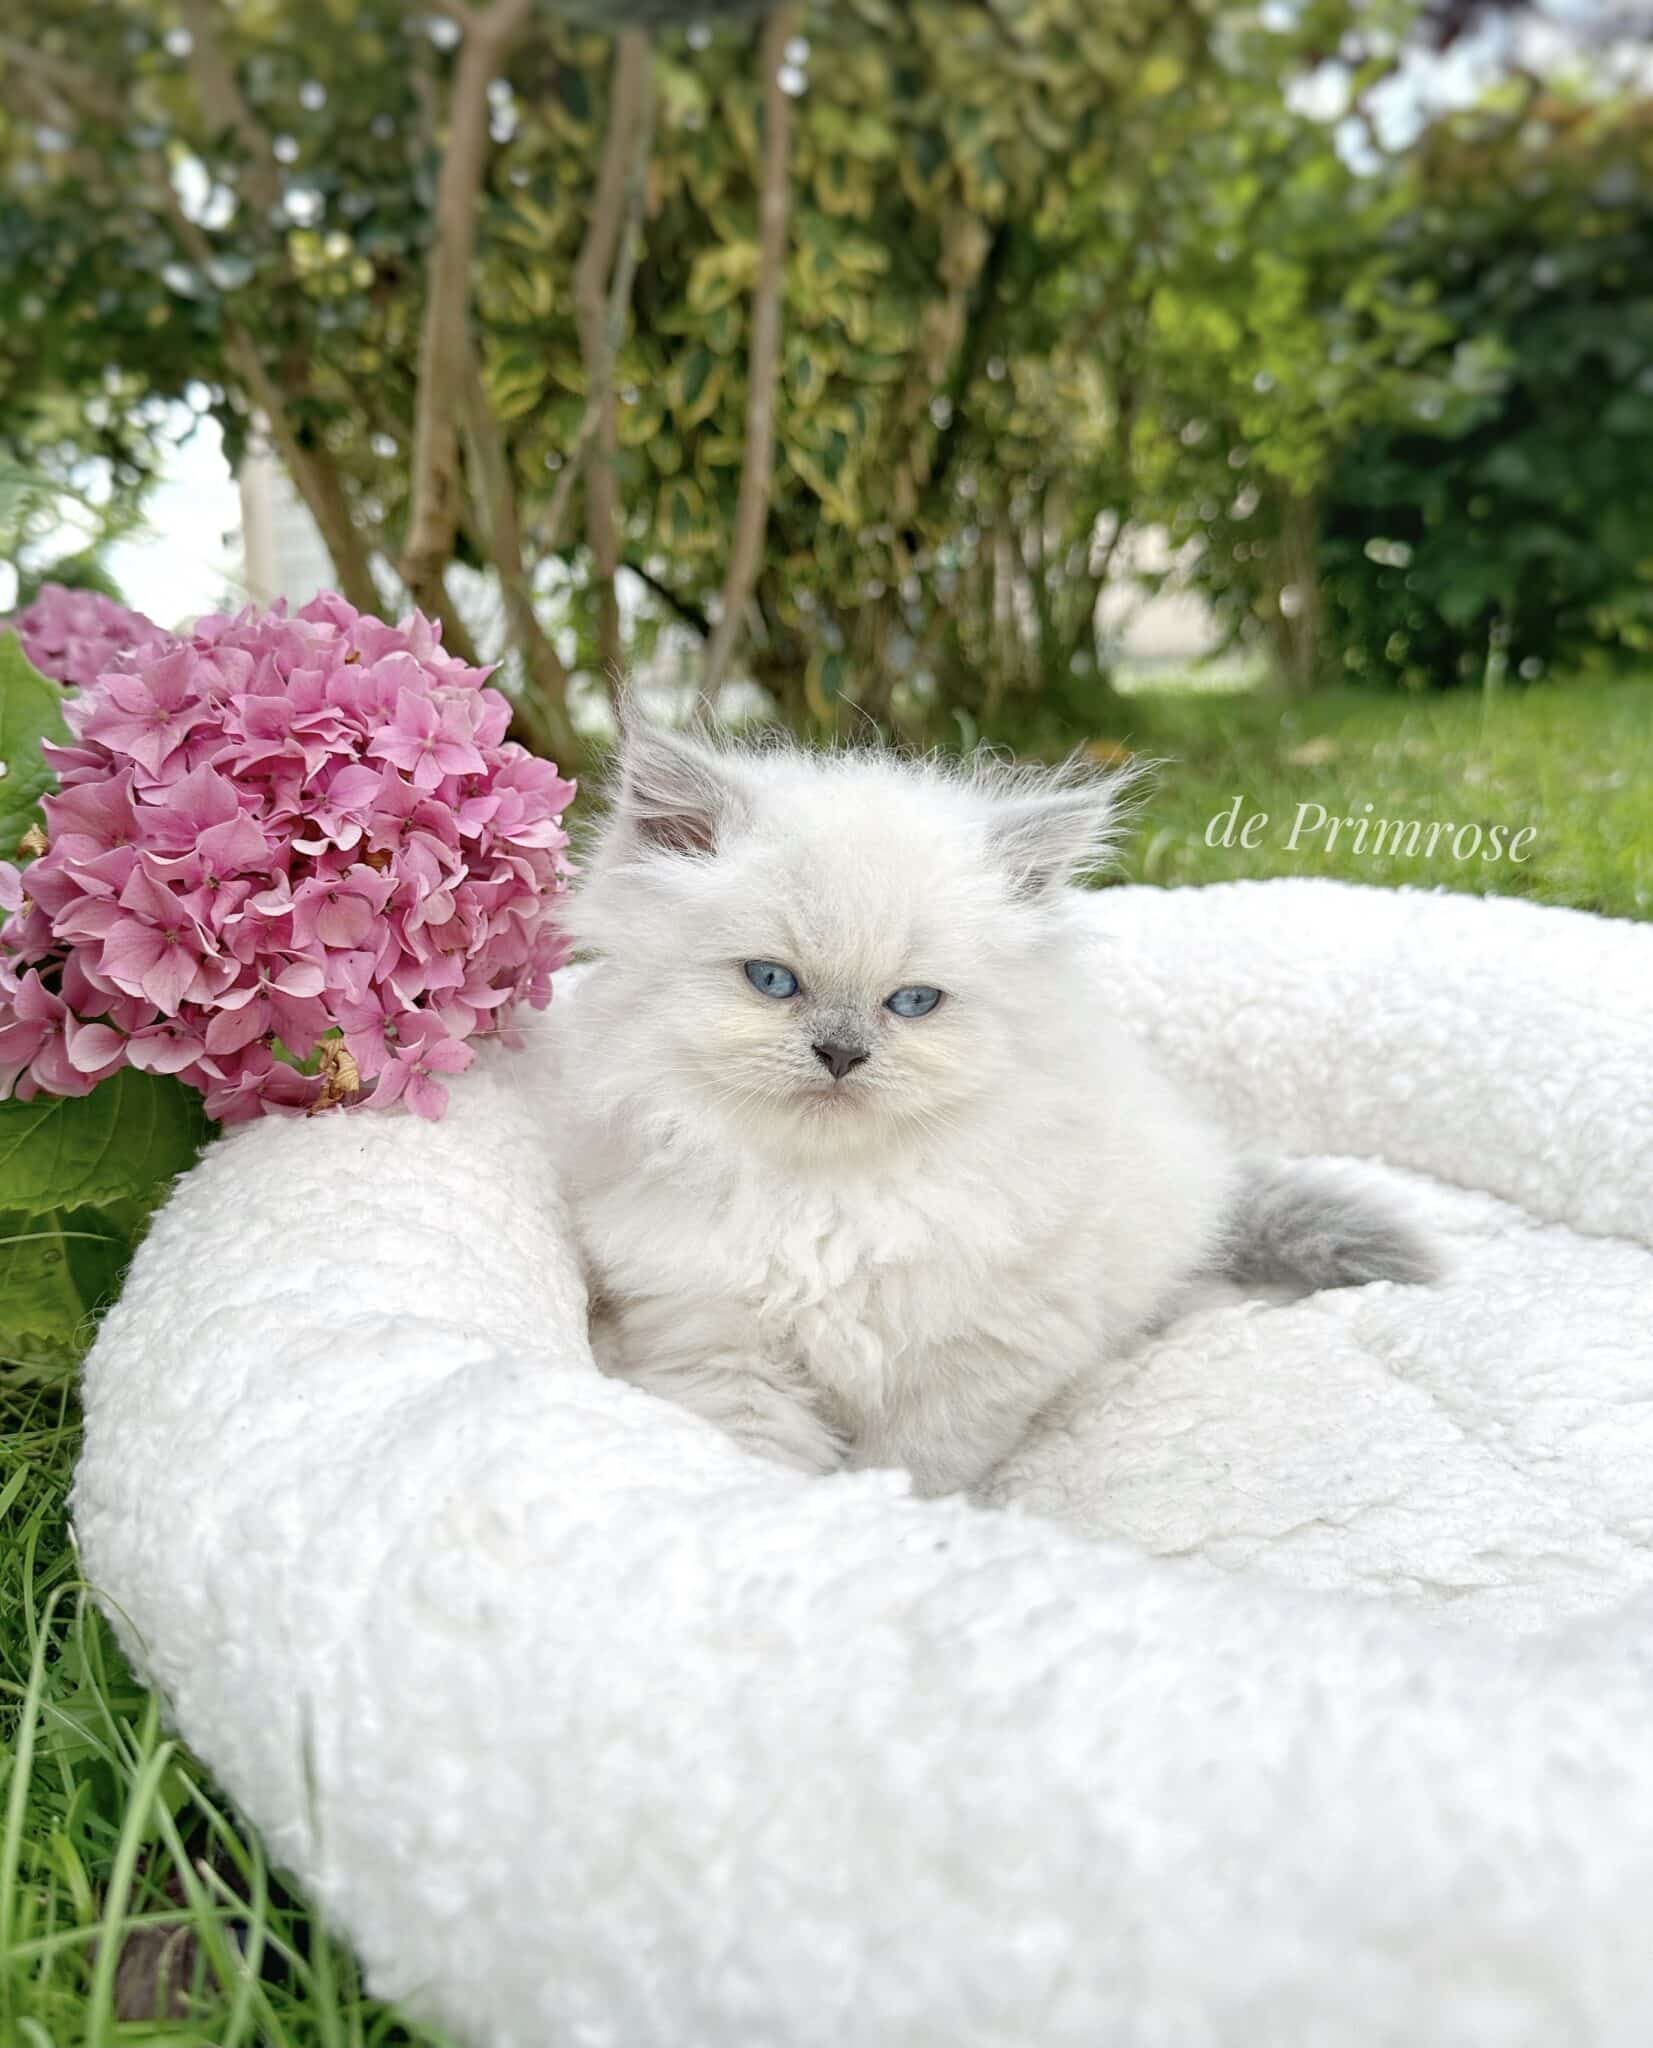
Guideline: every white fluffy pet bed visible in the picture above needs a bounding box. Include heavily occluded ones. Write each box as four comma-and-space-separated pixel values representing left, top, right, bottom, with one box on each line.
76, 879, 1653, 2048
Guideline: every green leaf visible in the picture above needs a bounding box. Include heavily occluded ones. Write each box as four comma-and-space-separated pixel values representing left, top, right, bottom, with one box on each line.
0, 1201, 144, 1366
1137, 52, 1185, 98
62, 1196, 152, 1320
0, 629, 72, 861
670, 344, 724, 430
0, 1069, 209, 1219
0, 1209, 95, 1361
656, 475, 705, 549
687, 240, 760, 317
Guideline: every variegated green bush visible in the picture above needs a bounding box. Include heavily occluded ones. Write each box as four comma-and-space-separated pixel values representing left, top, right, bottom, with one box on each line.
7, 0, 1630, 740
0, 0, 1281, 741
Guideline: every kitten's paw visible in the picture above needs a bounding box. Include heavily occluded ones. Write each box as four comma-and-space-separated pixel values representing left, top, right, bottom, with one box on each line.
727, 1385, 849, 1477
600, 1333, 850, 1477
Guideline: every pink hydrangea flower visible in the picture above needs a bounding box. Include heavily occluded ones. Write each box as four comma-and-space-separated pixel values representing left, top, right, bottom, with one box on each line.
0, 596, 575, 1121
3, 583, 175, 689
0, 969, 125, 1096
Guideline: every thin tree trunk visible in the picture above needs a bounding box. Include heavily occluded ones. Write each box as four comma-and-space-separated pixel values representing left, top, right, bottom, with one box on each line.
402, 0, 534, 610
176, 0, 282, 215
460, 361, 581, 764
1268, 491, 1323, 696
216, 306, 383, 613
701, 5, 797, 697
1026, 483, 1056, 689
170, 8, 390, 613
896, 214, 996, 526
528, 75, 652, 570
244, 389, 381, 613
392, 553, 478, 666
571, 30, 652, 677
1057, 506, 1130, 705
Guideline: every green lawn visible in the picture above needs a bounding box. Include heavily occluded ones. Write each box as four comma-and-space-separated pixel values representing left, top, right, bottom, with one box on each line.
0, 1366, 433, 2044
2, 671, 1648, 2043
1103, 675, 1653, 920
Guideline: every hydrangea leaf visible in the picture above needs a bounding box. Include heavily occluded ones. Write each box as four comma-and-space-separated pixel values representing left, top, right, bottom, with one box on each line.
62, 1195, 154, 1323
0, 1070, 210, 1220
0, 1201, 143, 1367
0, 1208, 97, 1364
0, 630, 72, 862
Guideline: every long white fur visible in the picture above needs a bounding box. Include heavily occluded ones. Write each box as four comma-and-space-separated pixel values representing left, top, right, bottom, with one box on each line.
553, 722, 1239, 1497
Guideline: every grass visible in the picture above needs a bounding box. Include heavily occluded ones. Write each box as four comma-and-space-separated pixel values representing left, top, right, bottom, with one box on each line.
1100, 674, 1653, 919
0, 1380, 453, 2041
1, 671, 1647, 2042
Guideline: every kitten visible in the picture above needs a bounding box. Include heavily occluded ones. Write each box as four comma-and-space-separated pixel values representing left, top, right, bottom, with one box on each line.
552, 716, 1433, 1498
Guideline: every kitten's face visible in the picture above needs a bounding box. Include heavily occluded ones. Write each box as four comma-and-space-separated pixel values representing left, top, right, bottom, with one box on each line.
654, 813, 1013, 1144
567, 726, 1126, 1159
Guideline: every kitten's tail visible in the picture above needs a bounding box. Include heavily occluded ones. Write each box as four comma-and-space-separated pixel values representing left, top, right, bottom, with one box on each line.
1220, 1158, 1439, 1294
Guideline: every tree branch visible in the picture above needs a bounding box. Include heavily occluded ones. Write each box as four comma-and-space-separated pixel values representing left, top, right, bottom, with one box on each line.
525, 46, 655, 563
225, 337, 383, 615
622, 557, 711, 638
428, 0, 483, 33
460, 357, 580, 762
413, 566, 485, 669
402, 0, 534, 608
0, 36, 123, 121
918, 222, 1014, 517
143, 155, 382, 613
701, 5, 797, 696
571, 30, 653, 673
176, 0, 282, 214
167, 8, 393, 611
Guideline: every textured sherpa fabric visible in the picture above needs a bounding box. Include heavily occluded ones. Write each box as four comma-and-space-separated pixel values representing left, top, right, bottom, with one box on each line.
74, 879, 1653, 2048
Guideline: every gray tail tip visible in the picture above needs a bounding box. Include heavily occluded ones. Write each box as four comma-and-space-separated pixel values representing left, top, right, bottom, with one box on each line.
1223, 1159, 1442, 1296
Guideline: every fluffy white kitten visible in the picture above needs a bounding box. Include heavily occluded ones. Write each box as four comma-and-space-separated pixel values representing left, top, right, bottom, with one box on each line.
554, 718, 1431, 1498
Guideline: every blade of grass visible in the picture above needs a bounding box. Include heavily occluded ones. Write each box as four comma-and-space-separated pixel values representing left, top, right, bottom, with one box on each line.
83, 1716, 174, 2042
1, 1584, 74, 2033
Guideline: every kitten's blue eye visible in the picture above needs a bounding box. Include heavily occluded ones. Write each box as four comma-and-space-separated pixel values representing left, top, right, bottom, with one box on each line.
744, 960, 800, 1000
885, 985, 943, 1019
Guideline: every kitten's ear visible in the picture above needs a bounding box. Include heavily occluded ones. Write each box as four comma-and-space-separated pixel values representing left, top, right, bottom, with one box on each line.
988, 768, 1135, 898
612, 710, 749, 859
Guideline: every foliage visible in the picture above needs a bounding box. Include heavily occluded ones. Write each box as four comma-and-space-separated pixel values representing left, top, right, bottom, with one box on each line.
1319, 98, 1653, 689
0, 1069, 207, 1217
1104, 130, 1456, 693
4, 0, 1645, 726
1087, 78, 1653, 699
0, 447, 149, 616
0, 630, 73, 860
0, 0, 1390, 739
9, 549, 128, 608
0, 1075, 208, 1368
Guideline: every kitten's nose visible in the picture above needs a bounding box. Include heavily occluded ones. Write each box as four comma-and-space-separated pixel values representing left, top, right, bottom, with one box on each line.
812, 1040, 869, 1081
